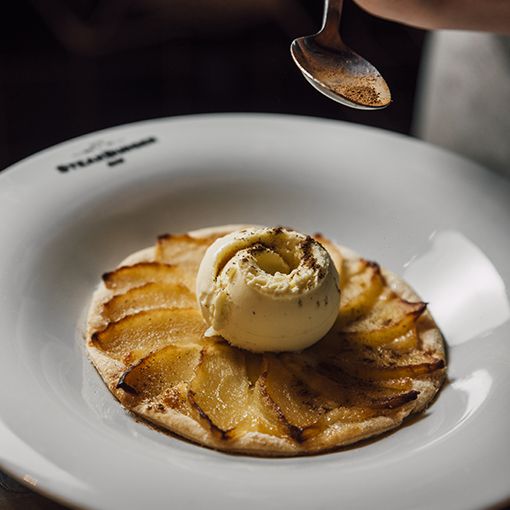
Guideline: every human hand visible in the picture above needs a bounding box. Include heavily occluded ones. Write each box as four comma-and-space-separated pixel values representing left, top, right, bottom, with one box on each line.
352, 0, 510, 34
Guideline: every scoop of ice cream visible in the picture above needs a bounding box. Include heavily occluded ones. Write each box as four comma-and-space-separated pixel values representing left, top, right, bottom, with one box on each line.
195, 227, 341, 352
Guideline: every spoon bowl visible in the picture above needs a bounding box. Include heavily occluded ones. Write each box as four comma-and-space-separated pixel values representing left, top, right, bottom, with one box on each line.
291, 0, 391, 110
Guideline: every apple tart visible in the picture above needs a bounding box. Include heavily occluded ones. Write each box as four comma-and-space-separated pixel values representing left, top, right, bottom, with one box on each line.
87, 225, 446, 456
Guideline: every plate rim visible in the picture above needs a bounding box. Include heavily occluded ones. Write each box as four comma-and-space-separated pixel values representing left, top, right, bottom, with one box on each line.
1, 113, 509, 510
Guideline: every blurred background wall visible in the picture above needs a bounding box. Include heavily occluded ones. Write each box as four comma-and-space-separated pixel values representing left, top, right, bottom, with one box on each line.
0, 0, 427, 171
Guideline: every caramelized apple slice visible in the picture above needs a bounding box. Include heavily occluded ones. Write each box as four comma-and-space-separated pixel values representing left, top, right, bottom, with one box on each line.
117, 344, 201, 398
349, 357, 444, 381
103, 262, 195, 293
338, 260, 385, 323
331, 339, 445, 381
343, 257, 367, 278
338, 291, 427, 346
281, 354, 381, 426
282, 353, 409, 416
261, 355, 324, 439
316, 328, 419, 357
260, 354, 417, 442
90, 308, 206, 362
228, 376, 290, 440
280, 353, 348, 408
300, 404, 386, 442
244, 351, 265, 387
225, 356, 289, 440
156, 233, 219, 268
188, 344, 250, 437
102, 282, 196, 322
387, 328, 419, 352
317, 362, 419, 409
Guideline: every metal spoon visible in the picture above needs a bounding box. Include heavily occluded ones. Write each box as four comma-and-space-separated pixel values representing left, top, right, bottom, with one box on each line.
291, 0, 391, 110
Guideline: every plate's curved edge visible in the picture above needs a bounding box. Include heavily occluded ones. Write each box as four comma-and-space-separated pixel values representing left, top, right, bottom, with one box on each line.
0, 112, 496, 183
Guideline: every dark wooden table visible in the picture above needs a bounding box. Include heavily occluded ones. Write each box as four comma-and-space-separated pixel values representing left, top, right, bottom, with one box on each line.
0, 471, 68, 510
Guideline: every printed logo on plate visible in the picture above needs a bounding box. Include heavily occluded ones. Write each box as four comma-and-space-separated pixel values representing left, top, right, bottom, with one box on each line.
56, 136, 158, 173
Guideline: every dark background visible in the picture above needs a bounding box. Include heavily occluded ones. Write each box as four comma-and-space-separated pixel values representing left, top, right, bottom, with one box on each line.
0, 0, 426, 172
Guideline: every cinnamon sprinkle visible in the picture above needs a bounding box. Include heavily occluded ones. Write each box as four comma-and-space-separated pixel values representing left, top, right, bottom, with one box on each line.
340, 85, 380, 106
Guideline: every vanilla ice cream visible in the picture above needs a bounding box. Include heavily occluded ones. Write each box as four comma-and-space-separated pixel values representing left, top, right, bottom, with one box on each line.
195, 227, 341, 352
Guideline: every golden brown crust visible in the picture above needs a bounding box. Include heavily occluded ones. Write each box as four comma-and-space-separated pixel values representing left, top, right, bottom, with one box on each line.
86, 225, 446, 456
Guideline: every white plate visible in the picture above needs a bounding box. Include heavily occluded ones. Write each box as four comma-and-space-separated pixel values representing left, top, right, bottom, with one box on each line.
1, 114, 509, 510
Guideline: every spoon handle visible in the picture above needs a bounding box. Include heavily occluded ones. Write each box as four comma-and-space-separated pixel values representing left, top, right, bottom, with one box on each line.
316, 0, 344, 48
